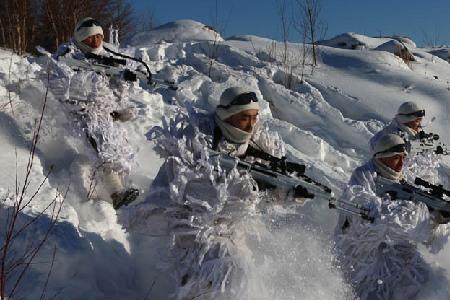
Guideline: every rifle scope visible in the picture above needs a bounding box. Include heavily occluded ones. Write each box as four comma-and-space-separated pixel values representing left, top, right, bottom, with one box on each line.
414, 177, 450, 198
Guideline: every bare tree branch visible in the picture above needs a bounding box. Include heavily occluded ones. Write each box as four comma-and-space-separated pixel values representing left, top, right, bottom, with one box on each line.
0, 58, 66, 300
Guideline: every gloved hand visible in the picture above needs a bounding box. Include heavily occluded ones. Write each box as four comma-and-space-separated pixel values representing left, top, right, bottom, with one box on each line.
430, 209, 450, 225
122, 69, 137, 82
110, 108, 135, 122
293, 185, 314, 199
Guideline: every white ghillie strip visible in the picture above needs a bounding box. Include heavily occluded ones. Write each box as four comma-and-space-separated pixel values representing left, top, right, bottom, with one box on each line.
336, 172, 449, 299
45, 50, 137, 174
403, 152, 440, 184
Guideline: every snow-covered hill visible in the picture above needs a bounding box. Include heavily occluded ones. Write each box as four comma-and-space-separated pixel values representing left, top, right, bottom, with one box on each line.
2, 20, 450, 299
130, 19, 223, 46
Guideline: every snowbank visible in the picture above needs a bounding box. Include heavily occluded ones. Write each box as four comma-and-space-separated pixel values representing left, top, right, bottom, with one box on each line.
319, 32, 416, 50
130, 19, 223, 46
375, 39, 415, 61
427, 47, 450, 62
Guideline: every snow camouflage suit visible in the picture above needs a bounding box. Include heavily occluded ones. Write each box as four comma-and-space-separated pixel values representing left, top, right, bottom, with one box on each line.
335, 159, 450, 300
47, 41, 136, 176
369, 117, 440, 183
120, 109, 289, 299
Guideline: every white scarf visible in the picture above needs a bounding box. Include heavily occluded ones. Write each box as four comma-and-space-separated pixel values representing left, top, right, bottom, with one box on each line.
214, 114, 252, 144
74, 39, 104, 55
373, 158, 403, 181
394, 118, 419, 138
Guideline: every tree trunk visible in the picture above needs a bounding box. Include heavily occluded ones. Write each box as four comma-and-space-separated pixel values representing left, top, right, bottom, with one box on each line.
307, 6, 317, 66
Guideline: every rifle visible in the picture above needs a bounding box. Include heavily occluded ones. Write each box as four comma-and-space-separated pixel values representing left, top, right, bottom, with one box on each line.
409, 131, 449, 155
209, 151, 372, 218
241, 146, 371, 218
332, 176, 450, 223
208, 150, 353, 211
58, 52, 178, 90
375, 176, 450, 222
85, 52, 127, 67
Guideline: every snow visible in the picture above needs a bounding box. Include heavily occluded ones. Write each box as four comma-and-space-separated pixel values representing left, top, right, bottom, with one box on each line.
375, 39, 414, 59
426, 46, 450, 62
130, 19, 223, 46
2, 20, 450, 299
318, 32, 416, 50
227, 35, 277, 44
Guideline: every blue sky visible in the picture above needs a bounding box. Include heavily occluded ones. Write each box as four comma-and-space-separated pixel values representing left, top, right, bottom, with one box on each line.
132, 0, 450, 46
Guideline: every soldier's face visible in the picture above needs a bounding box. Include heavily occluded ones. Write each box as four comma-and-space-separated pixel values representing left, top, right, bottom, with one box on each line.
379, 154, 406, 172
226, 109, 259, 133
82, 34, 103, 49
405, 117, 422, 132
